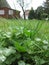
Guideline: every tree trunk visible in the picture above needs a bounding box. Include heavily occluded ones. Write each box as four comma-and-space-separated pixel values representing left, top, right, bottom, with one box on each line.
22, 7, 26, 20
23, 11, 26, 20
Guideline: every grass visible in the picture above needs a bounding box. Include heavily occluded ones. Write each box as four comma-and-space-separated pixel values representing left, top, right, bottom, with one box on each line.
0, 18, 49, 65
0, 18, 49, 40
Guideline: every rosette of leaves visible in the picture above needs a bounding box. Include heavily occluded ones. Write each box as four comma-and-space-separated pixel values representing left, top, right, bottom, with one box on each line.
0, 46, 16, 65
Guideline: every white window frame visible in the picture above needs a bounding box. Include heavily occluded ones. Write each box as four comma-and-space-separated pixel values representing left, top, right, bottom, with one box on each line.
0, 10, 4, 15
9, 10, 13, 15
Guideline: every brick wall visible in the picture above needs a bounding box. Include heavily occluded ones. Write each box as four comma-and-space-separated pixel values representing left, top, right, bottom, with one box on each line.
0, 7, 20, 18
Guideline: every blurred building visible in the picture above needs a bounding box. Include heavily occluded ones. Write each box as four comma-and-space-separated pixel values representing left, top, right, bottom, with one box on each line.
21, 10, 30, 19
0, 0, 20, 18
25, 10, 30, 19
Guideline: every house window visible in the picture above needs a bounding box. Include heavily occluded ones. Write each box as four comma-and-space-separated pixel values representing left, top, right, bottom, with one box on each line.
9, 10, 13, 15
0, 10, 4, 15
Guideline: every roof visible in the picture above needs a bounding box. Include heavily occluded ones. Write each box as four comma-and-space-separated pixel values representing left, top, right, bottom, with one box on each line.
0, 0, 10, 8
0, 0, 21, 12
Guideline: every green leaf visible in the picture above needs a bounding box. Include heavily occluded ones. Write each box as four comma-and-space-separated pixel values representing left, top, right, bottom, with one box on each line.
34, 56, 45, 65
24, 29, 31, 38
14, 41, 26, 52
18, 61, 25, 65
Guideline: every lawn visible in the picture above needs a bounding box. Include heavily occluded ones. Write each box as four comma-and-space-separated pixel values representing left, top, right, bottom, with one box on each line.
0, 18, 49, 39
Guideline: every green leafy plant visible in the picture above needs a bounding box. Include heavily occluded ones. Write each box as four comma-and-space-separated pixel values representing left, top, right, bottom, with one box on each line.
0, 20, 49, 65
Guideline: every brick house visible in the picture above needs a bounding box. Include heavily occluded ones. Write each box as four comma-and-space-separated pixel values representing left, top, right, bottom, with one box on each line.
0, 0, 20, 18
